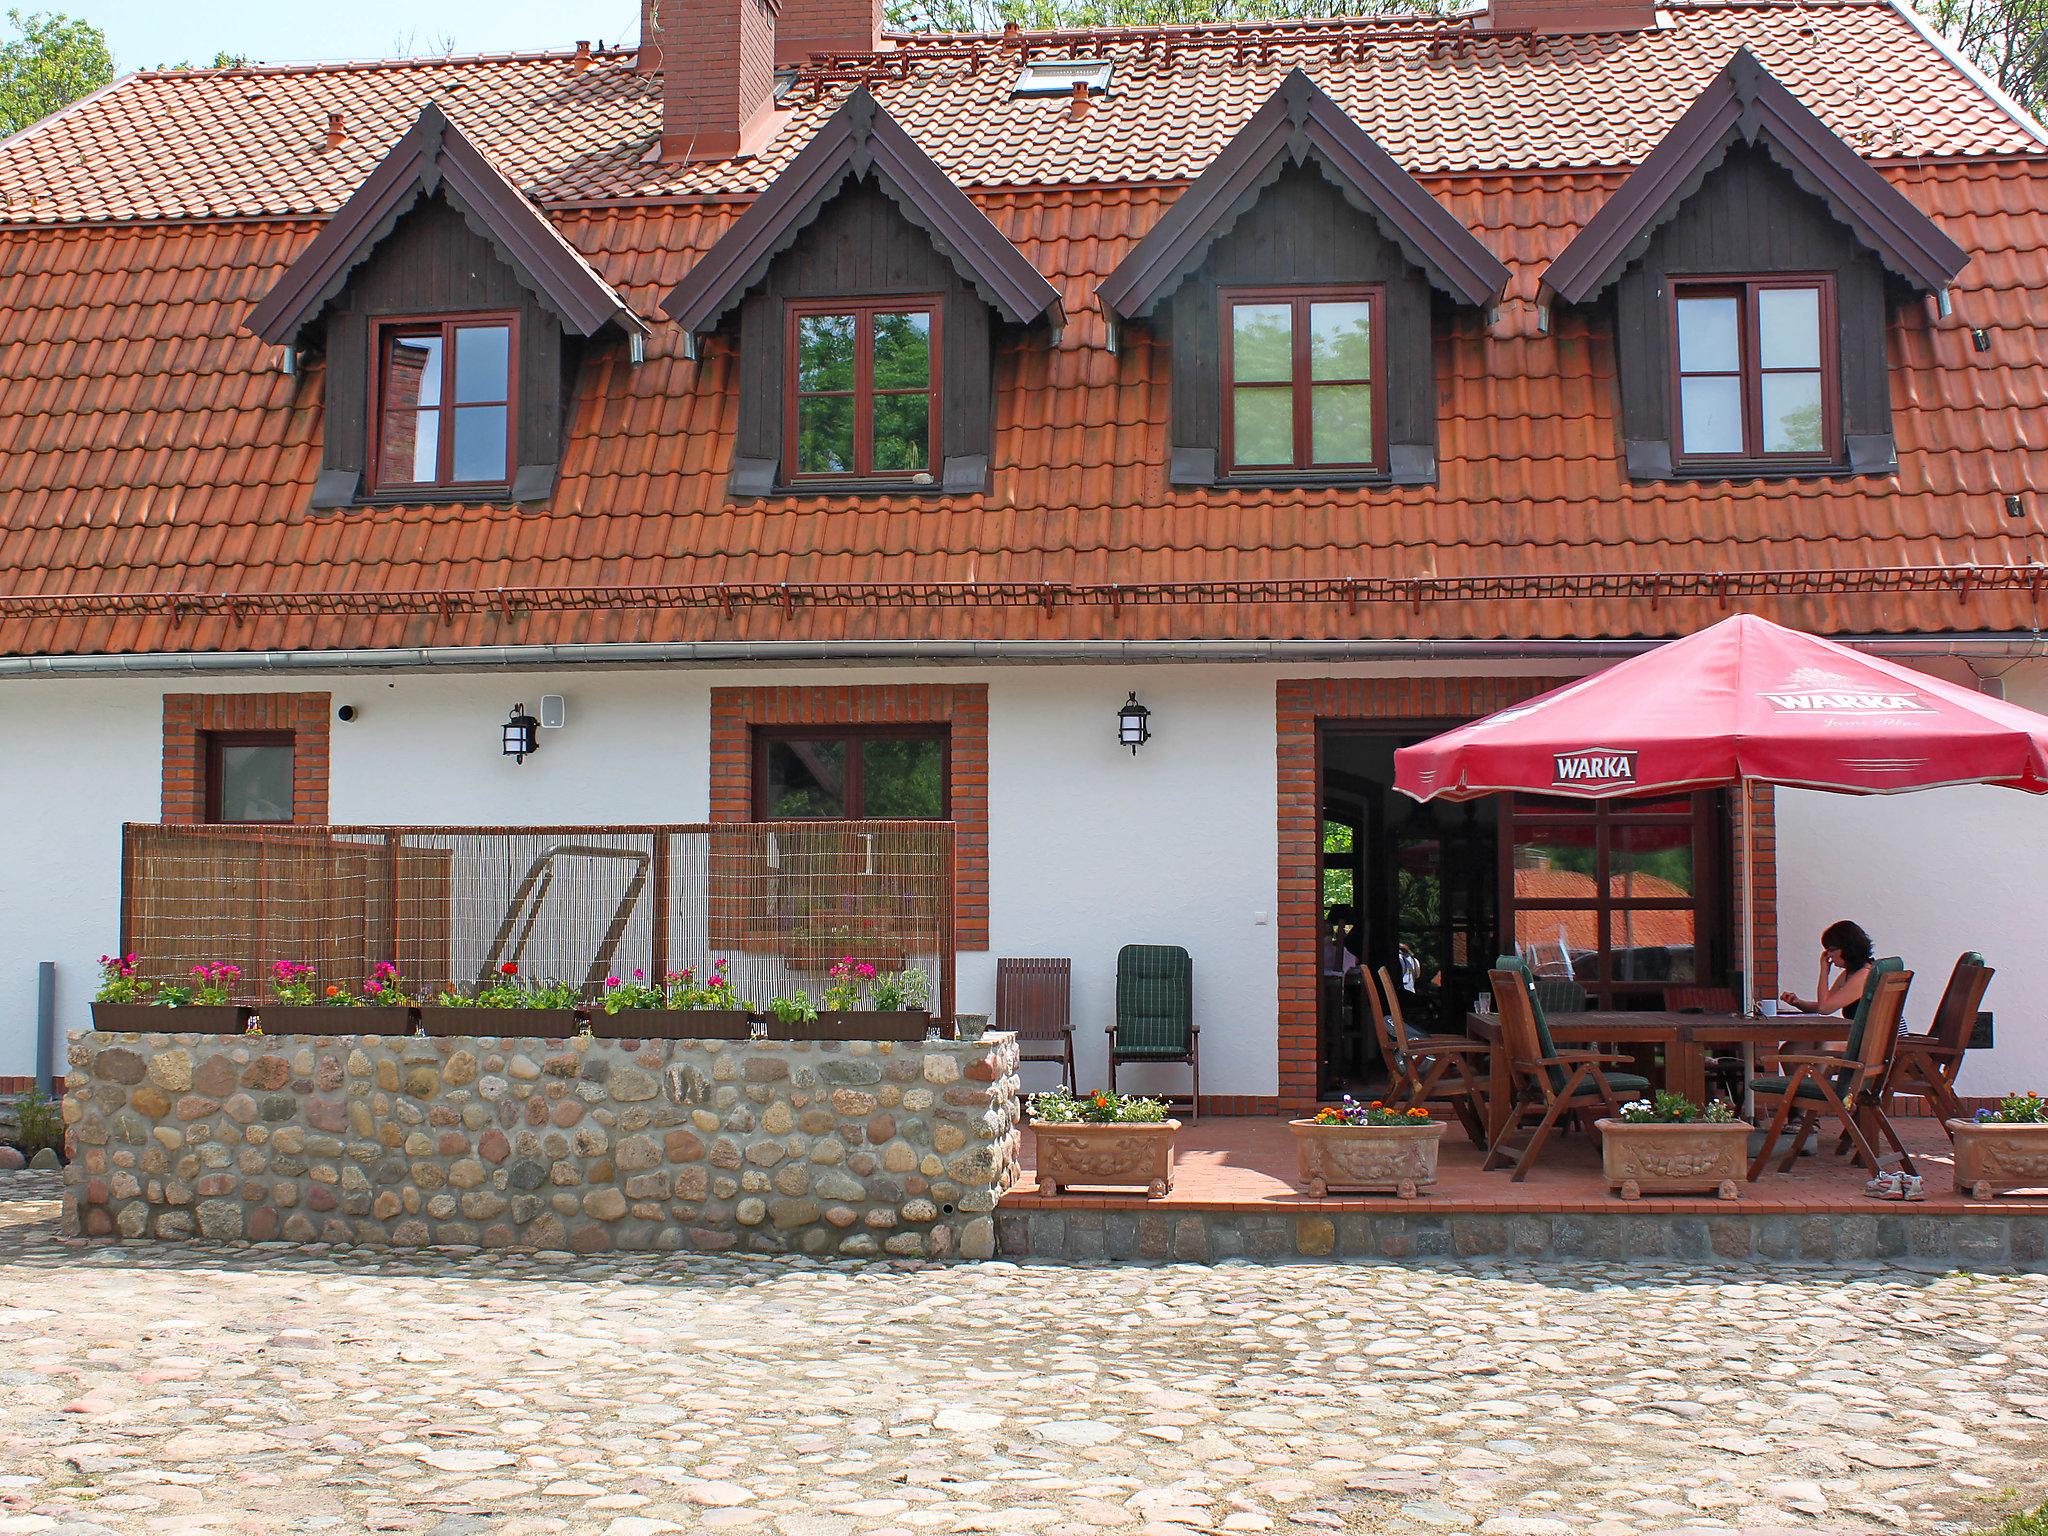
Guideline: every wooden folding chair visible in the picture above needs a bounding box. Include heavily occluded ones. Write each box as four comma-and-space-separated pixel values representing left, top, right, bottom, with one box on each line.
1360, 964, 1488, 1147
1879, 952, 1993, 1128
1483, 962, 1646, 1181
1748, 969, 1916, 1179
996, 957, 1075, 1094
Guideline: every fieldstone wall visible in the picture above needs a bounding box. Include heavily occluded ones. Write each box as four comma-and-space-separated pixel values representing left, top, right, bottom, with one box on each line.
61, 1030, 1020, 1259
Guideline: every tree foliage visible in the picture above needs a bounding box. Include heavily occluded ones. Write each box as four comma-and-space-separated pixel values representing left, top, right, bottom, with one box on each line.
0, 7, 112, 137
1919, 0, 2048, 115
887, 0, 1438, 31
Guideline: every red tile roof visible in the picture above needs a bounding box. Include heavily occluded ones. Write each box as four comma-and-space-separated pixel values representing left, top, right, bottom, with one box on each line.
0, 0, 2045, 657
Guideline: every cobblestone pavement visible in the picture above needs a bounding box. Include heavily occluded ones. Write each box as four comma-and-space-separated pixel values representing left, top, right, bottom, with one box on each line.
3, 1172, 2047, 1536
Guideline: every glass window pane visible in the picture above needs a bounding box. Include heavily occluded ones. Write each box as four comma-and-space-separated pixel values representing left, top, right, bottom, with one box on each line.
386, 334, 442, 408
871, 311, 932, 390
1611, 824, 1695, 899
453, 325, 509, 403
871, 393, 930, 473
1675, 295, 1739, 373
1611, 909, 1696, 982
217, 743, 293, 823
859, 737, 945, 818
1510, 908, 1600, 983
1310, 383, 1372, 465
1231, 302, 1293, 383
1761, 372, 1824, 453
1232, 387, 1293, 466
764, 739, 846, 817
797, 395, 855, 475
1757, 287, 1821, 370
1309, 301, 1372, 380
378, 405, 439, 484
796, 314, 856, 392
1680, 376, 1744, 455
450, 405, 508, 481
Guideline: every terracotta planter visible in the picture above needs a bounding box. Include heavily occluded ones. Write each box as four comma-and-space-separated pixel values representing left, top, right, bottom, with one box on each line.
592, 1009, 752, 1040
775, 1010, 936, 1042
91, 1002, 249, 1035
1289, 1118, 1444, 1199
254, 1006, 416, 1037
1948, 1118, 2048, 1199
1030, 1119, 1179, 1199
416, 1007, 586, 1039
1597, 1118, 1752, 1200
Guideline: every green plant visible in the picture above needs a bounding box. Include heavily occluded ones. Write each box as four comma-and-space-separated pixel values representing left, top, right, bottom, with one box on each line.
269, 960, 323, 1006
767, 993, 818, 1026
10, 1087, 61, 1155
1975, 1091, 2048, 1124
602, 969, 666, 1012
1029, 1087, 1169, 1124
1309, 1095, 1433, 1127
1978, 1502, 2048, 1536
869, 967, 932, 1012
435, 963, 579, 1010
184, 961, 242, 1006
93, 952, 151, 1004
1617, 1090, 1738, 1124
823, 957, 876, 1012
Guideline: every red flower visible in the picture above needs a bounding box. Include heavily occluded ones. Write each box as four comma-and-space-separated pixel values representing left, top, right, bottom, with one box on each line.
500, 962, 519, 976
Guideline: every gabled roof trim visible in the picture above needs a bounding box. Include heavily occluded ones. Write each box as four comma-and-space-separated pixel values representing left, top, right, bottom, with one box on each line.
1095, 68, 1510, 322
1540, 48, 1970, 306
246, 103, 643, 346
660, 87, 1064, 339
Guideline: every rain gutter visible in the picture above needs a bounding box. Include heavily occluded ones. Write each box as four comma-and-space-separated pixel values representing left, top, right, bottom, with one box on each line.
0, 633, 2043, 678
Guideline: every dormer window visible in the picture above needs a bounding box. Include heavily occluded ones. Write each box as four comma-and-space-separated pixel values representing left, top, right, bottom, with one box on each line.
372, 315, 516, 492
1672, 277, 1834, 464
787, 300, 940, 481
1222, 287, 1383, 475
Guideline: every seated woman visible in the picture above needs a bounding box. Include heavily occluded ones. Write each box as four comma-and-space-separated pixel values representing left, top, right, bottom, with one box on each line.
1780, 919, 1876, 1017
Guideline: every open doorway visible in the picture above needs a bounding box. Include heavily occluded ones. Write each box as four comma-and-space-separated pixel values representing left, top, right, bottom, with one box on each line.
1318, 726, 1500, 1097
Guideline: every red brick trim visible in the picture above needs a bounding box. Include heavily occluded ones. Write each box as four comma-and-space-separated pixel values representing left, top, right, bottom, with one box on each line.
0, 1076, 64, 1095
1198, 1095, 1281, 1117
709, 685, 989, 949
162, 693, 331, 824
1738, 782, 1779, 1004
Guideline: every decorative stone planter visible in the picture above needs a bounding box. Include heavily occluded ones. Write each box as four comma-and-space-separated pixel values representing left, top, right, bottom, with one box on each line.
254, 1006, 416, 1036
777, 1010, 936, 1042
1030, 1120, 1179, 1199
1289, 1118, 1445, 1198
1948, 1118, 2048, 1199
591, 1009, 752, 1040
1597, 1119, 1752, 1200
416, 1007, 586, 1039
90, 1003, 249, 1035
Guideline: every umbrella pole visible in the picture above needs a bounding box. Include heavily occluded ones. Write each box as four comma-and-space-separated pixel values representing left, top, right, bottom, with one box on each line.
1740, 778, 1756, 1017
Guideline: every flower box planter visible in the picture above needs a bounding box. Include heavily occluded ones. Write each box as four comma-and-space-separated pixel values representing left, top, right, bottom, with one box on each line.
91, 1003, 249, 1035
1029, 1120, 1179, 1199
255, 1006, 416, 1037
1597, 1118, 1752, 1200
1289, 1118, 1444, 1199
592, 1009, 753, 1041
1948, 1118, 2048, 1199
417, 1007, 586, 1039
775, 1010, 936, 1042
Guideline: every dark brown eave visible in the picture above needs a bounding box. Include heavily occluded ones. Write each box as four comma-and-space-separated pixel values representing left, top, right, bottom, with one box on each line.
660, 86, 1064, 340
1095, 68, 1511, 323
1540, 48, 1971, 307
245, 103, 643, 346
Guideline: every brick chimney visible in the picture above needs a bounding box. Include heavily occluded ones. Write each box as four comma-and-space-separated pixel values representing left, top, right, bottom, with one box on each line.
1484, 0, 1656, 33
774, 0, 885, 65
640, 0, 785, 161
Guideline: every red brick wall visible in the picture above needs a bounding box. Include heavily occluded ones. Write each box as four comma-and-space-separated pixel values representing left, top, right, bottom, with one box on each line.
161, 692, 331, 824
709, 684, 989, 949
1739, 782, 1780, 1003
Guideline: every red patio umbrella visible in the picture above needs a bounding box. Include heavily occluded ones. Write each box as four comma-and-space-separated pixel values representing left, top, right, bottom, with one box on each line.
1393, 613, 2048, 1007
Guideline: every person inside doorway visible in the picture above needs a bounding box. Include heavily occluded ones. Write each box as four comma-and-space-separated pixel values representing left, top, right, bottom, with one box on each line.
1779, 919, 1875, 1017
1397, 941, 1421, 994
1322, 904, 1361, 976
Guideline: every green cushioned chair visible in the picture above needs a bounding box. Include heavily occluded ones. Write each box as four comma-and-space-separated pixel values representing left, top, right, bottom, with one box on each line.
1497, 955, 1650, 1097
1108, 944, 1198, 1119
1749, 966, 1918, 1179
1482, 956, 1646, 1180
1747, 958, 1900, 1108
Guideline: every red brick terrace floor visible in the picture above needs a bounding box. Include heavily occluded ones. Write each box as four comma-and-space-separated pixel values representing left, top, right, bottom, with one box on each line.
1003, 1115, 2048, 1217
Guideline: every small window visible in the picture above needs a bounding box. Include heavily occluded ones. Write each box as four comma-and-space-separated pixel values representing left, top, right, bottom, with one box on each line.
1672, 277, 1834, 463
755, 728, 949, 819
1014, 58, 1112, 96
372, 315, 515, 491
1221, 287, 1384, 475
206, 732, 295, 824
786, 300, 940, 482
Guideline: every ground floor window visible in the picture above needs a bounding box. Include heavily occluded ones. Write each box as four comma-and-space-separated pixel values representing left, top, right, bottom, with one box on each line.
753, 727, 949, 819
205, 731, 296, 824
161, 693, 329, 825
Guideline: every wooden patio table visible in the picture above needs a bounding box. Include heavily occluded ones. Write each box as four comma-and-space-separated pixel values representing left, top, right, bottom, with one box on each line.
1465, 1010, 1851, 1142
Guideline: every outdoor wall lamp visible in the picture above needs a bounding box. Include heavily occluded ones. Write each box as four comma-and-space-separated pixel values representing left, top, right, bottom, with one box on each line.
1117, 692, 1152, 754
502, 703, 540, 763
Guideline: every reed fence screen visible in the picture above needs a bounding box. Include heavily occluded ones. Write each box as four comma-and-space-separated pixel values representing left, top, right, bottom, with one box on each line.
119, 821, 956, 1016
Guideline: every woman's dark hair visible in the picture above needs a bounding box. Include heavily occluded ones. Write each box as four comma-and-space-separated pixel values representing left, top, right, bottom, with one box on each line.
1821, 920, 1874, 972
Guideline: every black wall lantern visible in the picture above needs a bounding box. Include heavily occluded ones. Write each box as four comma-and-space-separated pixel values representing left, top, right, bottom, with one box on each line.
1117, 691, 1152, 754
502, 703, 540, 763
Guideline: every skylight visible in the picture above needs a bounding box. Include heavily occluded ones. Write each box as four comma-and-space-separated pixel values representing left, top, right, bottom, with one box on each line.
1013, 59, 1113, 97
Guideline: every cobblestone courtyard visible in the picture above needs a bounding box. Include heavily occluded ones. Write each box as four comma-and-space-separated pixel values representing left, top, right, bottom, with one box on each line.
3, 1172, 2046, 1536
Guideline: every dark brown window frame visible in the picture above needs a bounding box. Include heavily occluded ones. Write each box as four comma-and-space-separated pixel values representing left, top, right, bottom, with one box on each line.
783, 297, 944, 483
367, 312, 519, 495
1667, 274, 1839, 468
203, 730, 297, 826
1219, 284, 1388, 477
751, 724, 953, 820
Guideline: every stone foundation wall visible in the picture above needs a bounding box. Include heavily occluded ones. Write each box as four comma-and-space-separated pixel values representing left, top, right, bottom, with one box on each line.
62, 1030, 1020, 1259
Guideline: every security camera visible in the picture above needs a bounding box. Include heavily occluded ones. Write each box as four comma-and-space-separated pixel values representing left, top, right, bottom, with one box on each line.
337, 704, 358, 722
